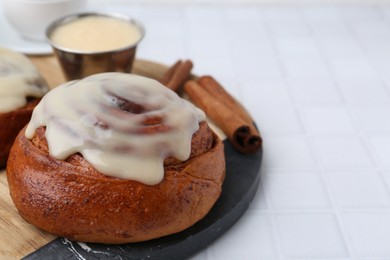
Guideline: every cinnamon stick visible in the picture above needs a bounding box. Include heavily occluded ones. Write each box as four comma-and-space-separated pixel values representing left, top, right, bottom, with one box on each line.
198, 76, 253, 123
159, 60, 181, 85
197, 76, 261, 147
160, 60, 193, 92
184, 80, 262, 154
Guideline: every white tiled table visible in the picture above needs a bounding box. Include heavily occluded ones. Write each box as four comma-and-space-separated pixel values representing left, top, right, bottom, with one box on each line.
6, 2, 390, 259
133, 6, 390, 260
111, 6, 390, 260
89, 3, 390, 260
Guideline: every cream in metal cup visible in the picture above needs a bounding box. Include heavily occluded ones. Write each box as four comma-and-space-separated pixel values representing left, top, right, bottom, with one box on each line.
46, 12, 145, 80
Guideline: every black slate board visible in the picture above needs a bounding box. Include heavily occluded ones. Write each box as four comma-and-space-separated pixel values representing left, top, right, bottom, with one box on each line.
24, 139, 262, 260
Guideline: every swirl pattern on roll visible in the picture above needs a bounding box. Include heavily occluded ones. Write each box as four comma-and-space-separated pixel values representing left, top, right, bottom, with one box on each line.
25, 73, 205, 185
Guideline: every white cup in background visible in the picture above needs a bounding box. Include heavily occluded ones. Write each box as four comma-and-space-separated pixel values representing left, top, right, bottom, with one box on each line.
2, 0, 87, 41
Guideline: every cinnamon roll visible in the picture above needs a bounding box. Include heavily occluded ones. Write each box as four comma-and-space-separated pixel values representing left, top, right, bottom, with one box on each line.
0, 47, 48, 167
7, 73, 225, 244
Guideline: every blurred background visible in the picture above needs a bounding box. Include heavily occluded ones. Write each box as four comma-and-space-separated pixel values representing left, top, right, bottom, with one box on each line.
89, 0, 390, 4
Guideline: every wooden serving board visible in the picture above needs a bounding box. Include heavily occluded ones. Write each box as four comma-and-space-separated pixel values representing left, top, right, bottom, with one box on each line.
0, 56, 179, 259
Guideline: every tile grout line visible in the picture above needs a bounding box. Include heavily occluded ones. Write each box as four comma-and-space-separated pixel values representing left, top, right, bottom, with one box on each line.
259, 6, 298, 260
298, 6, 363, 259
259, 6, 348, 259
340, 6, 390, 219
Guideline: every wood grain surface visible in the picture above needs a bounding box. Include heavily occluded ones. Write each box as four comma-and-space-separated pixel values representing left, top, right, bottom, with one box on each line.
0, 56, 171, 259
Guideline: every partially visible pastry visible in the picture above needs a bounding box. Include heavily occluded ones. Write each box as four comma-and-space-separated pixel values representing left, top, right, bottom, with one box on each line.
0, 47, 48, 167
7, 73, 225, 244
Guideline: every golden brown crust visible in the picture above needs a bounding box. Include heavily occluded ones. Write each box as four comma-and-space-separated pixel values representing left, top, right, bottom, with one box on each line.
0, 99, 40, 168
6, 121, 225, 243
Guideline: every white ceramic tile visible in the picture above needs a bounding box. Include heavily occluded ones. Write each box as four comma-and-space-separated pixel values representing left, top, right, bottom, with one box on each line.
224, 7, 261, 23
302, 6, 342, 22
317, 37, 364, 58
247, 105, 303, 134
185, 12, 225, 39
384, 172, 390, 192
341, 6, 384, 21
241, 79, 292, 105
267, 20, 311, 38
282, 56, 330, 78
139, 38, 185, 62
191, 56, 235, 79
264, 172, 330, 209
360, 37, 390, 59
385, 78, 390, 92
329, 57, 378, 79
274, 37, 320, 57
337, 79, 390, 104
371, 57, 390, 81
144, 19, 184, 39
225, 20, 269, 40
234, 57, 283, 80
327, 170, 390, 208
351, 105, 390, 133
313, 136, 373, 168
301, 107, 356, 134
309, 21, 352, 38
139, 6, 183, 21
185, 7, 223, 22
262, 136, 317, 171
263, 7, 303, 22
186, 18, 225, 38
249, 182, 268, 210
187, 37, 230, 58
350, 20, 390, 38
287, 78, 342, 105
383, 7, 390, 19
343, 212, 390, 257
229, 36, 276, 60
276, 213, 348, 258
369, 136, 390, 167
209, 212, 278, 260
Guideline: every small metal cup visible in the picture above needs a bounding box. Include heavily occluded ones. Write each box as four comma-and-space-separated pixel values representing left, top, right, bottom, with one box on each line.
46, 12, 145, 81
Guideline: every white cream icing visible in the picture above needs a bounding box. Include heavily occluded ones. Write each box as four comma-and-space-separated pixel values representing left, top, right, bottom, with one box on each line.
0, 47, 48, 113
25, 73, 205, 185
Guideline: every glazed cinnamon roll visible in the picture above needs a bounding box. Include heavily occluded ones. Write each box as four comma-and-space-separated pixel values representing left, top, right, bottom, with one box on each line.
0, 47, 48, 167
7, 73, 225, 244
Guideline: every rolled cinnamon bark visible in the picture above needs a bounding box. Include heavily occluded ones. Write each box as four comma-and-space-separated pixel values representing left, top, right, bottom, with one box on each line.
198, 75, 261, 136
184, 80, 261, 154
198, 76, 253, 123
159, 60, 181, 86
159, 60, 193, 92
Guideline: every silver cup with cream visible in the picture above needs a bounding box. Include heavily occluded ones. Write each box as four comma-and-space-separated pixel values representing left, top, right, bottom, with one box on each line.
46, 12, 145, 80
